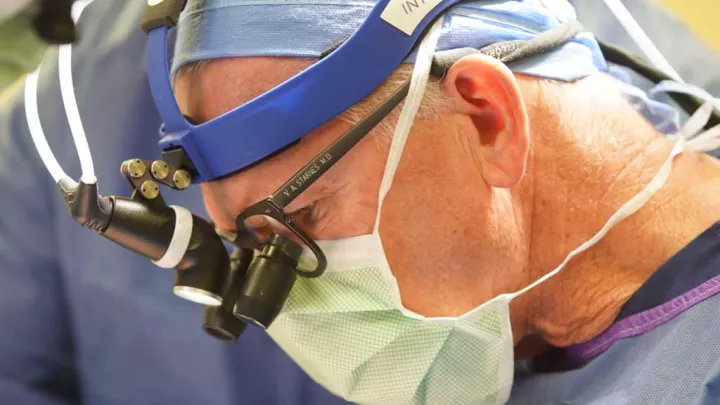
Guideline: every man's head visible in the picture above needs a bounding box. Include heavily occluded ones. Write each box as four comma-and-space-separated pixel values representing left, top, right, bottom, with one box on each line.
170, 0, 683, 348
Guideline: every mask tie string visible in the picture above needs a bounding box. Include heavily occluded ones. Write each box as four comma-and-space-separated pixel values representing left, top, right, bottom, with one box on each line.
510, 100, 719, 299
373, 16, 445, 235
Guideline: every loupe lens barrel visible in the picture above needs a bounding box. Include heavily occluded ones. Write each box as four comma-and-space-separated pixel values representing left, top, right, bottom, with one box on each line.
234, 235, 302, 328
203, 306, 246, 341
203, 249, 252, 342
173, 218, 231, 306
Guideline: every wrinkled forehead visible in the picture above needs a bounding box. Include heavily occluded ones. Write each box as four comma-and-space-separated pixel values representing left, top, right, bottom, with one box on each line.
175, 57, 314, 123
172, 0, 603, 82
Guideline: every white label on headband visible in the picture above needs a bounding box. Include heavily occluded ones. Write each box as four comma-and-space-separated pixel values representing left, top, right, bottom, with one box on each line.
381, 0, 444, 36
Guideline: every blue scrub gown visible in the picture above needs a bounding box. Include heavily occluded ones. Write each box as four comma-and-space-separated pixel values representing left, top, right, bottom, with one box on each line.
509, 223, 720, 405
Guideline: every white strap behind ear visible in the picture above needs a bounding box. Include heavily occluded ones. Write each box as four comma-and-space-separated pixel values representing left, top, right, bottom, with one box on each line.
373, 16, 445, 234
510, 101, 717, 299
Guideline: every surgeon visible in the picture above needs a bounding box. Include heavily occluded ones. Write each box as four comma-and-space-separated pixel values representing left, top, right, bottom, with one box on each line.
0, 1, 351, 404
2, 2, 720, 405
159, 0, 720, 404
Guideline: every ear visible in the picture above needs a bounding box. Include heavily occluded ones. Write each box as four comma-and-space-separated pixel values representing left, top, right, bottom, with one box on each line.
443, 54, 530, 188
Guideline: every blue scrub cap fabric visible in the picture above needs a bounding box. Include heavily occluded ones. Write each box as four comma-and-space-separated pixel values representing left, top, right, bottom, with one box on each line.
172, 0, 607, 82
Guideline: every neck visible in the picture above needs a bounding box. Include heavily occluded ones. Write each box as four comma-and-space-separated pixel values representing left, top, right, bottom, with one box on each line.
514, 75, 720, 350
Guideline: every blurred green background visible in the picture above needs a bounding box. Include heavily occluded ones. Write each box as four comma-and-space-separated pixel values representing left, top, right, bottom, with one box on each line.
0, 10, 45, 90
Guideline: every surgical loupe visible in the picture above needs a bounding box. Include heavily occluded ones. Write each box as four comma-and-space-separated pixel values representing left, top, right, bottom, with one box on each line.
24, 0, 720, 343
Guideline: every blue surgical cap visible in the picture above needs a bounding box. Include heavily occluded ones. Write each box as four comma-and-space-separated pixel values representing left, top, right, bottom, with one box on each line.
172, 0, 608, 82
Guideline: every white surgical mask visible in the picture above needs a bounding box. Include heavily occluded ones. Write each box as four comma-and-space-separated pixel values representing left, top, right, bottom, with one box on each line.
266, 18, 720, 405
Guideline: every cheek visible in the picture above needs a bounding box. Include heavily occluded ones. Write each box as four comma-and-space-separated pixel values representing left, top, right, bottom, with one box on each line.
307, 136, 389, 238
317, 186, 378, 239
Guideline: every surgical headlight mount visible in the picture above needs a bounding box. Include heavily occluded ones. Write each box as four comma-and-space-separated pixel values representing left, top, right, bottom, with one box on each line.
26, 0, 720, 344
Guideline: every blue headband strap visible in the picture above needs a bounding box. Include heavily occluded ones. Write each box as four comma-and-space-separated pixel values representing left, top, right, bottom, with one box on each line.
145, 0, 606, 182
148, 0, 483, 182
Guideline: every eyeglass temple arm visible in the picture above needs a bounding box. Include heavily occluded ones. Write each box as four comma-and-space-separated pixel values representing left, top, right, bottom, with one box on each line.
271, 79, 411, 208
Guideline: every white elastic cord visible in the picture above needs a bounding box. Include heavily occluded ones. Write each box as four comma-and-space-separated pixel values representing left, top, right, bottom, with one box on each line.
648, 81, 720, 111
536, 0, 576, 22
59, 44, 96, 183
71, 0, 93, 21
683, 102, 720, 152
152, 205, 194, 268
23, 0, 95, 185
510, 103, 717, 299
602, 0, 683, 83
615, 78, 681, 133
647, 81, 720, 150
688, 125, 720, 152
25, 67, 69, 182
59, 0, 96, 184
373, 16, 445, 233
682, 102, 716, 140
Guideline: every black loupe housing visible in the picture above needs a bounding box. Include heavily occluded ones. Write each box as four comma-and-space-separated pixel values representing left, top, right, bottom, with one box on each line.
233, 235, 302, 328
203, 249, 252, 341
173, 217, 230, 306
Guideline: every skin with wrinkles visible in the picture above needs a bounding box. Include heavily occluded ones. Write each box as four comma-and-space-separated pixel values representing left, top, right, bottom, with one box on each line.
174, 55, 720, 356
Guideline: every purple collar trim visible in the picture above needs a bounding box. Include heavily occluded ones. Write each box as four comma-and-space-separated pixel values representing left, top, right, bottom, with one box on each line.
563, 273, 720, 366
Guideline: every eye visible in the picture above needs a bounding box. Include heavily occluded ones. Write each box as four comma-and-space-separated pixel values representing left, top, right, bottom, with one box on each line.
289, 204, 316, 227
237, 216, 291, 246
237, 203, 318, 248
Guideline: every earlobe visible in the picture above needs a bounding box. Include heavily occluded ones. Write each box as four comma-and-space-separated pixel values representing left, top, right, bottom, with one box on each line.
443, 54, 530, 188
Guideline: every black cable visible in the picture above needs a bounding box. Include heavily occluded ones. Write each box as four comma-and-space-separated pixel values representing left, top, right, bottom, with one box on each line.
431, 22, 584, 77
598, 40, 720, 130
326, 27, 717, 130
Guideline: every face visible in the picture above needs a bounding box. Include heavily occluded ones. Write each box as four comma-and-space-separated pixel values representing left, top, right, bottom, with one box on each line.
175, 57, 389, 240
175, 56, 532, 318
